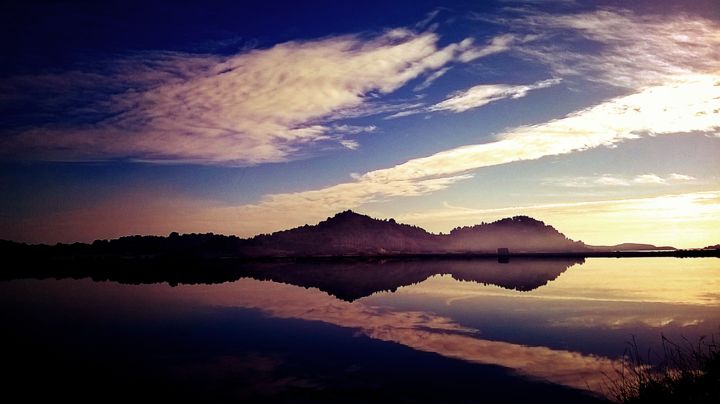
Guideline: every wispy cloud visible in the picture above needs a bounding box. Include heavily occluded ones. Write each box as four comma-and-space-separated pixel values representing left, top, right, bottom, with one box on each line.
429, 77, 561, 113
633, 174, 671, 185
543, 173, 697, 188
510, 9, 720, 88
389, 77, 560, 118
2, 29, 510, 165
366, 74, 719, 183
456, 33, 537, 63
668, 173, 697, 181
415, 9, 442, 30
413, 67, 452, 91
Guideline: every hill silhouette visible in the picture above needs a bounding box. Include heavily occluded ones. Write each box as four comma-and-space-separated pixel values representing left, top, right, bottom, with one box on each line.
587, 243, 675, 251
0, 210, 687, 259
243, 211, 590, 256
244, 210, 437, 256
445, 216, 587, 252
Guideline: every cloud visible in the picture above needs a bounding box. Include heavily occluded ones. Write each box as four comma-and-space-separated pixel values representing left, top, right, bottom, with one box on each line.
510, 9, 720, 88
543, 173, 697, 187
456, 33, 536, 63
365, 74, 719, 183
384, 108, 427, 119
388, 77, 560, 118
632, 174, 666, 185
2, 29, 511, 165
415, 9, 442, 30
428, 77, 561, 113
413, 67, 452, 91
332, 125, 377, 135
668, 173, 696, 181
339, 139, 360, 150
594, 176, 632, 187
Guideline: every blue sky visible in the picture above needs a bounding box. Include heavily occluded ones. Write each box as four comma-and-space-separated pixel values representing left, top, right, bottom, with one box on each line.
1, 0, 719, 246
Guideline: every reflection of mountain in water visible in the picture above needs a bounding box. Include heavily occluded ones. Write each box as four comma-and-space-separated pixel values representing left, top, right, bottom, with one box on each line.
246, 259, 582, 301
1, 257, 583, 301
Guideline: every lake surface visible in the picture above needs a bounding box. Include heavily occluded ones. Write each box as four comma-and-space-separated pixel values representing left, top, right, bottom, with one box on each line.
2, 257, 719, 402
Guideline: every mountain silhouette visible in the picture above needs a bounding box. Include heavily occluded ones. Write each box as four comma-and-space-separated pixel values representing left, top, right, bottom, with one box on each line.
587, 243, 675, 251
0, 210, 685, 259
244, 210, 437, 256
243, 211, 588, 256
445, 216, 586, 252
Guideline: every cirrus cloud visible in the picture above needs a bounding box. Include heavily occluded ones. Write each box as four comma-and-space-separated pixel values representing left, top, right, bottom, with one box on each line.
1, 29, 514, 165
428, 77, 561, 113
388, 77, 561, 118
510, 8, 720, 88
542, 173, 697, 188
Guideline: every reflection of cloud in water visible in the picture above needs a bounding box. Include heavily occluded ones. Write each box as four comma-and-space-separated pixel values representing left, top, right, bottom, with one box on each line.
549, 315, 704, 329
190, 278, 618, 395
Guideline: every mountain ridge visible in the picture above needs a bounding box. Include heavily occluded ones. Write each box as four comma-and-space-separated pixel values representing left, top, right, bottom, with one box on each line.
0, 210, 685, 258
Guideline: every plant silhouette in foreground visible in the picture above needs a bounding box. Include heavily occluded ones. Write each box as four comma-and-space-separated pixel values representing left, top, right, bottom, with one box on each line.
606, 333, 720, 403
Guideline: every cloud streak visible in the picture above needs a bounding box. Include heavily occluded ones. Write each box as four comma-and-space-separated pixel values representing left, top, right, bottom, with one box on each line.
542, 173, 697, 188
2, 29, 510, 165
510, 9, 720, 88
428, 78, 561, 113
390, 77, 561, 118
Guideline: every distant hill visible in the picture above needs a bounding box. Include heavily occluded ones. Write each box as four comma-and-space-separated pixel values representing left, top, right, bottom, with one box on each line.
704, 244, 720, 250
0, 210, 683, 258
243, 211, 589, 256
445, 216, 587, 253
244, 210, 437, 256
587, 243, 676, 252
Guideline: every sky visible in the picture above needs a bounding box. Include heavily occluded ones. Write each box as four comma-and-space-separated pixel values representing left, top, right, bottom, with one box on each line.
0, 0, 719, 247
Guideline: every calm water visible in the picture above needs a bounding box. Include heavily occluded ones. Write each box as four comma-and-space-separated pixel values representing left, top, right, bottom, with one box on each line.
2, 258, 719, 402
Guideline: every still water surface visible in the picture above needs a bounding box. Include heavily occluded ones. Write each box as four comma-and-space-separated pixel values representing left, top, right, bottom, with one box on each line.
2, 258, 718, 402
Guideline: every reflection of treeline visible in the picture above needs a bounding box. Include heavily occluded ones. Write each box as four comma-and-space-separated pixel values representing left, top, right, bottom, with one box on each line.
0, 254, 245, 286
606, 333, 720, 403
0, 252, 583, 300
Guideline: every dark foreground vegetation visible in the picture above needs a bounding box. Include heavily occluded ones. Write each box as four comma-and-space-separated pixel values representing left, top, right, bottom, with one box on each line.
607, 334, 720, 403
